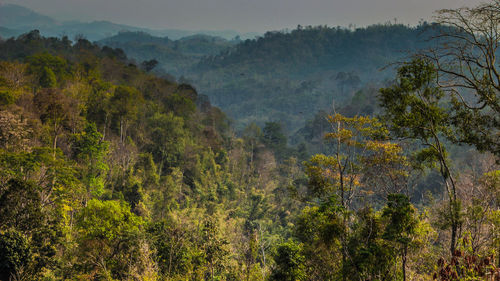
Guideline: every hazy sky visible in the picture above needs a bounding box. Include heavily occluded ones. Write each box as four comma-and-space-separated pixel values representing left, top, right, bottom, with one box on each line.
1, 0, 484, 32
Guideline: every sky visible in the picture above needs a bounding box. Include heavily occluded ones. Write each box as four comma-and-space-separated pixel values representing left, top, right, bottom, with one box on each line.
1, 0, 484, 33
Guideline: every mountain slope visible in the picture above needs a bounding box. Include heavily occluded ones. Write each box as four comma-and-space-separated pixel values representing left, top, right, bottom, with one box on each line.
0, 26, 22, 39
0, 3, 56, 29
95, 24, 441, 132
0, 31, 300, 280
183, 24, 441, 131
98, 31, 235, 75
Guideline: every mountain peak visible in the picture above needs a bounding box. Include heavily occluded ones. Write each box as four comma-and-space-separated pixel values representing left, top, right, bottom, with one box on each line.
0, 3, 57, 28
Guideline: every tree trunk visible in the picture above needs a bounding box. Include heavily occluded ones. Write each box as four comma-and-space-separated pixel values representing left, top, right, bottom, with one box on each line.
168, 242, 174, 276
335, 118, 348, 281
120, 118, 123, 144
103, 114, 108, 140
211, 263, 214, 281
402, 247, 407, 281
434, 132, 459, 256
450, 222, 457, 255
259, 223, 267, 277
498, 247, 500, 268
52, 133, 57, 160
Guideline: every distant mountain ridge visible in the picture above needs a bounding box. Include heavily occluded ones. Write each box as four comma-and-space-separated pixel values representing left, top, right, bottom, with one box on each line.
0, 3, 260, 41
183, 24, 442, 131
97, 31, 236, 75
94, 24, 441, 132
0, 26, 21, 39
0, 3, 56, 29
0, 2, 443, 134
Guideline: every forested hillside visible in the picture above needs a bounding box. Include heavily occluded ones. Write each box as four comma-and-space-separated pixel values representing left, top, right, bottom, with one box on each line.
1, 1, 500, 280
0, 31, 304, 280
99, 23, 443, 132
97, 32, 236, 76
187, 23, 442, 131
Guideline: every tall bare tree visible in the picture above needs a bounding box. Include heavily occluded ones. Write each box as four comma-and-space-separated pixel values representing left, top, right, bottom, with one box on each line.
422, 1, 500, 157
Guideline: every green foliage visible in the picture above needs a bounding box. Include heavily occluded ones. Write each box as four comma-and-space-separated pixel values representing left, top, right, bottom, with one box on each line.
0, 179, 43, 232
379, 58, 462, 255
0, 90, 16, 105
0, 177, 61, 279
262, 122, 288, 161
0, 26, 498, 281
382, 194, 417, 244
146, 112, 187, 173
382, 194, 419, 281
200, 216, 230, 280
164, 93, 196, 119
72, 123, 109, 197
379, 58, 450, 142
26, 52, 68, 86
270, 240, 306, 281
186, 24, 441, 131
0, 229, 31, 281
77, 199, 142, 243
344, 208, 397, 281
85, 79, 113, 128
39, 66, 56, 88
110, 85, 143, 122
148, 218, 198, 277
75, 199, 143, 279
72, 123, 108, 162
297, 113, 417, 280
292, 201, 343, 280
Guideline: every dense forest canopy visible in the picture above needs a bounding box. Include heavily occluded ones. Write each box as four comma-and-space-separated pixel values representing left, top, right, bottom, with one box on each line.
0, 3, 454, 134
94, 23, 446, 133
186, 23, 450, 133
97, 31, 236, 77
0, 0, 499, 281
0, 30, 307, 280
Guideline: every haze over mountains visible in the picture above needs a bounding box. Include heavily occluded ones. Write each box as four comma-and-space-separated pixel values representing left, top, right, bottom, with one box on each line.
0, 3, 440, 134
188, 24, 441, 130
1, 1, 499, 280
94, 24, 440, 134
0, 3, 260, 41
97, 31, 237, 76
